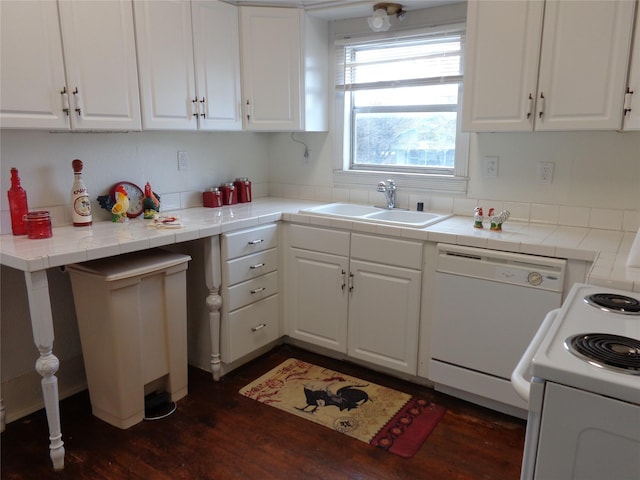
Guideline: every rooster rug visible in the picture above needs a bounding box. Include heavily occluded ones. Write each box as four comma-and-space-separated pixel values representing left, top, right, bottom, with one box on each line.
239, 358, 446, 458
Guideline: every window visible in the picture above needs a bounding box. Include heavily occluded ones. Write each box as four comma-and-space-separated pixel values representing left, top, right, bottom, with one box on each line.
334, 25, 468, 193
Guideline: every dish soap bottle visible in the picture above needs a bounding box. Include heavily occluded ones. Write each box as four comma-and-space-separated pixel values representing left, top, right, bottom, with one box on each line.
71, 159, 92, 226
7, 167, 28, 235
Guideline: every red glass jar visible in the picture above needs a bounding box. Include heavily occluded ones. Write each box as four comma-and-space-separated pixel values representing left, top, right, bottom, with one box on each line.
203, 187, 222, 208
25, 211, 52, 239
234, 177, 252, 203
220, 182, 237, 205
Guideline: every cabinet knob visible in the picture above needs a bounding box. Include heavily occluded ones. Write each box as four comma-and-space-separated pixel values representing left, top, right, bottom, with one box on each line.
538, 92, 545, 119
248, 239, 264, 245
249, 262, 265, 270
251, 323, 266, 332
250, 287, 266, 294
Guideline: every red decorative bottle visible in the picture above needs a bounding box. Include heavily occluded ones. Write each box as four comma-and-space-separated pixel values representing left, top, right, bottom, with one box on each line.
7, 167, 29, 235
71, 159, 92, 226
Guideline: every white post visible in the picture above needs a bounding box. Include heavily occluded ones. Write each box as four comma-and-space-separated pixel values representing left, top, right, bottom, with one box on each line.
24, 270, 65, 470
204, 236, 222, 381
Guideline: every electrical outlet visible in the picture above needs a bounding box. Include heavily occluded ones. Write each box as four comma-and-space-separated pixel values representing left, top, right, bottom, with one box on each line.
539, 161, 554, 184
483, 156, 499, 177
177, 151, 188, 171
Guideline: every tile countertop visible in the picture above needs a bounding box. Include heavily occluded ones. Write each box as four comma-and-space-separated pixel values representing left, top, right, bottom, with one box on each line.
2, 198, 639, 292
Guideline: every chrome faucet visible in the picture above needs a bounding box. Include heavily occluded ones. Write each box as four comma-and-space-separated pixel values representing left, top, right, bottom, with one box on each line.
377, 179, 396, 209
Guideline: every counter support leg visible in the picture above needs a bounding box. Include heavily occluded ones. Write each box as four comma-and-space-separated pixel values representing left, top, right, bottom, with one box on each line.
24, 270, 65, 471
206, 292, 222, 381
204, 236, 222, 381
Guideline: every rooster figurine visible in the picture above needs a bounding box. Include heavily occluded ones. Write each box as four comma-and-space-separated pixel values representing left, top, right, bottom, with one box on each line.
111, 184, 130, 223
473, 207, 484, 228
143, 182, 161, 219
489, 209, 510, 231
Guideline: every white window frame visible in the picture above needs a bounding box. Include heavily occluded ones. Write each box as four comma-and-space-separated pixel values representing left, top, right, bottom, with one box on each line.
332, 24, 469, 195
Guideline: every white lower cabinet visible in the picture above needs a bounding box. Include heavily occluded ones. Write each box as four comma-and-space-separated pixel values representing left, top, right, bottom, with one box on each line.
347, 259, 421, 374
288, 247, 349, 352
285, 225, 422, 375
221, 223, 279, 364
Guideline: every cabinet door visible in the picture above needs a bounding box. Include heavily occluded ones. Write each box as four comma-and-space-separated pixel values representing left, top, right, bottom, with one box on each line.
461, 0, 544, 132
348, 260, 421, 375
536, 0, 635, 130
58, 0, 141, 131
286, 248, 348, 353
623, 12, 640, 131
239, 7, 302, 131
191, 1, 242, 131
0, 1, 69, 129
134, 0, 197, 130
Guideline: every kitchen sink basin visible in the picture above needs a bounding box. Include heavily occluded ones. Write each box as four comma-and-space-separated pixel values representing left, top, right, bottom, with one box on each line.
298, 203, 451, 228
366, 209, 445, 226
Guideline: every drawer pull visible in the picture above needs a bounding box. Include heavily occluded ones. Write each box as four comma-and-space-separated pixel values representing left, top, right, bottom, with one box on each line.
251, 323, 267, 332
250, 287, 266, 294
248, 239, 264, 245
249, 263, 265, 269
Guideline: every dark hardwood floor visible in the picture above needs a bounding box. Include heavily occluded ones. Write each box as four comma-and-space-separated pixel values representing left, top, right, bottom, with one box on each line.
1, 345, 526, 479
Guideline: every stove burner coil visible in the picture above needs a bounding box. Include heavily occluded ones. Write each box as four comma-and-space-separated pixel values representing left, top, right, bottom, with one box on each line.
584, 293, 640, 315
565, 333, 640, 375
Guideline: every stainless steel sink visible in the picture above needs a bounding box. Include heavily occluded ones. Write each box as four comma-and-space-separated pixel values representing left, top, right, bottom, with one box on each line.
298, 203, 451, 228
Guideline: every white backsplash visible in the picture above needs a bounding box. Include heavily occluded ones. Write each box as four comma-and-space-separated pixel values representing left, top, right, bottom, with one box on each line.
1, 129, 639, 234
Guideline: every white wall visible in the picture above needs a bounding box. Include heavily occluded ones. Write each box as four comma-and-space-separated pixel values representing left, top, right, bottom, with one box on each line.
268, 129, 640, 229
0, 130, 270, 232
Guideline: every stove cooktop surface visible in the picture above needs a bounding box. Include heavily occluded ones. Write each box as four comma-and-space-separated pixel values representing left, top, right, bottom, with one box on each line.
532, 283, 640, 404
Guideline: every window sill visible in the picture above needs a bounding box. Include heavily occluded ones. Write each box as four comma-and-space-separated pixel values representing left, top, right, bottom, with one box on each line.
333, 170, 468, 195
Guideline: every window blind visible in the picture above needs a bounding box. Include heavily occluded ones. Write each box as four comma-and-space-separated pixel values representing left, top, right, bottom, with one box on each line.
336, 29, 464, 92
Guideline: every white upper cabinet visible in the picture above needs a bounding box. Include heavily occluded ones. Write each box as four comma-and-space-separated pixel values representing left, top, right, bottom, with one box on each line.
134, 0, 197, 130
623, 12, 640, 131
134, 0, 242, 131
462, 0, 636, 132
239, 6, 328, 132
1, 0, 141, 131
191, 1, 242, 131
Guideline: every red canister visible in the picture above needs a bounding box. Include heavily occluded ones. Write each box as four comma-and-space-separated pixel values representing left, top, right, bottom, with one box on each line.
203, 187, 222, 208
220, 182, 237, 205
234, 177, 252, 203
25, 211, 52, 239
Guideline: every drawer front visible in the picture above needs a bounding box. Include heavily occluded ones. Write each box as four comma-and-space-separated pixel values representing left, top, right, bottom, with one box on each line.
351, 233, 422, 269
222, 223, 278, 260
289, 224, 350, 256
224, 271, 278, 312
222, 294, 279, 363
223, 248, 278, 286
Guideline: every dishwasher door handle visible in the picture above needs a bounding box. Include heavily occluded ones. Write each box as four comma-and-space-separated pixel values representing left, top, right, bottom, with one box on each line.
511, 308, 560, 402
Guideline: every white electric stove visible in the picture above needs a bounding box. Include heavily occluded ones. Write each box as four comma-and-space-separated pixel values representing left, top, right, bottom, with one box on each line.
513, 283, 640, 480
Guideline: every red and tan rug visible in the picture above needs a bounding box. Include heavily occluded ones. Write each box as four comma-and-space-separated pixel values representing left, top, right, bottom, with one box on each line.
239, 358, 446, 458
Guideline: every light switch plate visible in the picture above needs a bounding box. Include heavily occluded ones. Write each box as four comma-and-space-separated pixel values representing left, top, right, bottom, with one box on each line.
483, 156, 499, 177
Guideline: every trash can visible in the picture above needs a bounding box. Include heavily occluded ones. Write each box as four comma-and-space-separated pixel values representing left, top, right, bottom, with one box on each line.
67, 249, 191, 429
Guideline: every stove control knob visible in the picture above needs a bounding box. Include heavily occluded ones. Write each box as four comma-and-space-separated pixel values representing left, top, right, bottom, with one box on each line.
528, 272, 543, 286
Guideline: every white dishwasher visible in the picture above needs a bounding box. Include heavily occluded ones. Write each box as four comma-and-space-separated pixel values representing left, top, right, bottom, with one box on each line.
428, 244, 566, 418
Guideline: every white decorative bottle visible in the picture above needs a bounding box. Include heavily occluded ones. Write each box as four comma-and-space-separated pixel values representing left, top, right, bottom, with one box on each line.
71, 159, 92, 226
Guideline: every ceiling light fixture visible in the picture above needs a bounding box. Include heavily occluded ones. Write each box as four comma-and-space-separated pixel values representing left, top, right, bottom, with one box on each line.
367, 2, 405, 32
